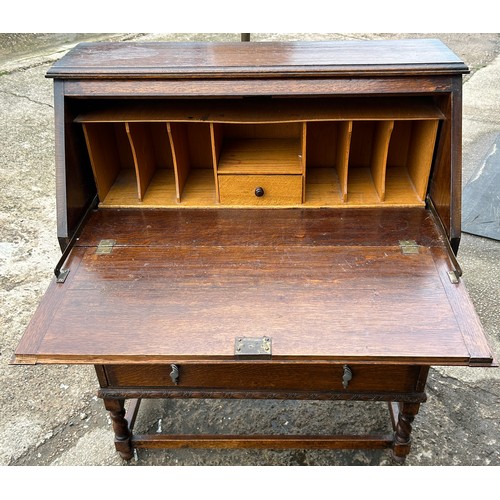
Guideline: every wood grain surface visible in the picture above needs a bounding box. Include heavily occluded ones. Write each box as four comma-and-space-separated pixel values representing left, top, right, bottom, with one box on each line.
47, 40, 468, 79
14, 208, 493, 366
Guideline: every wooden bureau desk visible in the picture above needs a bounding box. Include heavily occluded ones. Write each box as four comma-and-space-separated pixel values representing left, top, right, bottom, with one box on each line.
13, 39, 495, 463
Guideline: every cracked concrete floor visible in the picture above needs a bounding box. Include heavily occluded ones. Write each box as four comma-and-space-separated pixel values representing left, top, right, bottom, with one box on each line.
0, 34, 499, 471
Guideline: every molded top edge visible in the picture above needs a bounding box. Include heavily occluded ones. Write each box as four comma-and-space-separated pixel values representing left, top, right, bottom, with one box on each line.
46, 39, 469, 79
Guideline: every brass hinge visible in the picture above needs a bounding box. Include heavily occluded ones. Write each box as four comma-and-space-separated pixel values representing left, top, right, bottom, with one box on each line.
425, 196, 463, 284
399, 240, 419, 255
96, 239, 116, 255
399, 239, 460, 284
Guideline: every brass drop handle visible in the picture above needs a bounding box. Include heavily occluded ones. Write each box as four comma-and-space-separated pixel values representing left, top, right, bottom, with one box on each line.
170, 364, 179, 385
255, 187, 265, 197
342, 365, 353, 389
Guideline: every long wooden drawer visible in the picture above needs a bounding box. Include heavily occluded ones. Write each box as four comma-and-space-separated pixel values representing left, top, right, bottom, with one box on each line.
218, 175, 303, 205
103, 363, 423, 393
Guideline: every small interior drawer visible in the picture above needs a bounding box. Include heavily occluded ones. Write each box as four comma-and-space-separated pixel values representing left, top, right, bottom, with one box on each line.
218, 175, 303, 205
103, 363, 422, 394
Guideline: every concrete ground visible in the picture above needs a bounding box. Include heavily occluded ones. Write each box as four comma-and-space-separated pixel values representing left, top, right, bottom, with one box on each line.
0, 33, 499, 468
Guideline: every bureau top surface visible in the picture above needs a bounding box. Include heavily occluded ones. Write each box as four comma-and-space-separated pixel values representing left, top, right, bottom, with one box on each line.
46, 39, 468, 79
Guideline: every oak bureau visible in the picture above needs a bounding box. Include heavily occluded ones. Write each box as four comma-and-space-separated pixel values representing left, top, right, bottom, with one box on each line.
14, 39, 495, 463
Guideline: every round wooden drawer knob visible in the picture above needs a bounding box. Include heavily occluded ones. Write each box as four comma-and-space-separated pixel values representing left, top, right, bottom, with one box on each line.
255, 187, 265, 197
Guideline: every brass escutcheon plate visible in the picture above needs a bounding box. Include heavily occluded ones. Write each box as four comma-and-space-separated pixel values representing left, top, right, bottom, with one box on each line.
235, 336, 272, 358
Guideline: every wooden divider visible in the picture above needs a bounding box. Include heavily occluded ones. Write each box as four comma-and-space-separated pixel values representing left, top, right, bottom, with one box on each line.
370, 121, 394, 202
301, 122, 307, 202
126, 123, 158, 201
336, 121, 352, 202
167, 123, 190, 203
210, 123, 223, 201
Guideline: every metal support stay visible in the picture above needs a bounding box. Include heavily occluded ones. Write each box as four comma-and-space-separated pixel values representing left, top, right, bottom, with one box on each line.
54, 195, 98, 283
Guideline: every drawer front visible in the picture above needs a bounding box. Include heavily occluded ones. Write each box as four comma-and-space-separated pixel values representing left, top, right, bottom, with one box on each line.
104, 363, 422, 394
218, 175, 303, 205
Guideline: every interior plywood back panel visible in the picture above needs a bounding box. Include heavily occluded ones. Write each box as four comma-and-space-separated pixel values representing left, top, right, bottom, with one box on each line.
306, 122, 339, 169
406, 120, 440, 199
349, 122, 375, 168
149, 122, 174, 170
185, 123, 213, 169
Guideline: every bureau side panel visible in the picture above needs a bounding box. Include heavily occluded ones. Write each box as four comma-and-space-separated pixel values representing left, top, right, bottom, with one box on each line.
55, 81, 97, 247
429, 78, 463, 250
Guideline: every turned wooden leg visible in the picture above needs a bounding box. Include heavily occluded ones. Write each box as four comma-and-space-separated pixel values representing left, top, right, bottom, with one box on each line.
392, 401, 421, 463
104, 398, 134, 460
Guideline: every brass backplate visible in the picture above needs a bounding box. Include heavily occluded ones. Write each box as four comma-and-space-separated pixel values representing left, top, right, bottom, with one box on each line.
235, 337, 272, 358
